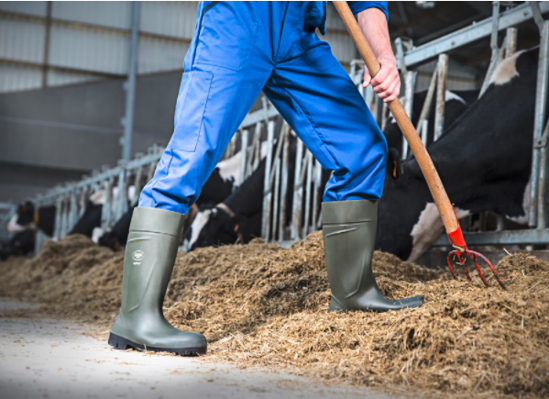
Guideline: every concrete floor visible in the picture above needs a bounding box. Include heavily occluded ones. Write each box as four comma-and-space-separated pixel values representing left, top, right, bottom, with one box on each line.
0, 299, 395, 399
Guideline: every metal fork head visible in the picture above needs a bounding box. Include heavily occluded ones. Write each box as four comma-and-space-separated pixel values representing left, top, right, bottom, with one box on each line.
447, 249, 506, 289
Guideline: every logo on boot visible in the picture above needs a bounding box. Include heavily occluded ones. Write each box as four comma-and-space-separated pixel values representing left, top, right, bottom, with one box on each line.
132, 250, 144, 262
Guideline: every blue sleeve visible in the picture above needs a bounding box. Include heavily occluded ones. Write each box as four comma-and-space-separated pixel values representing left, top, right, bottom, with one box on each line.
347, 1, 389, 21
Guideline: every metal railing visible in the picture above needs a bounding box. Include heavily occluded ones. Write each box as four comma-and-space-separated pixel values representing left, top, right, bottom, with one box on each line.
17, 1, 549, 254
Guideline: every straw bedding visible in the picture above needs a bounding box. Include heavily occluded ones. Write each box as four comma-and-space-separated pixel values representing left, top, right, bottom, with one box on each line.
0, 232, 547, 397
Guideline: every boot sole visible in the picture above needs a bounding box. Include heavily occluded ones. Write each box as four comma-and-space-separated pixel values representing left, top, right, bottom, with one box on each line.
329, 297, 424, 313
108, 332, 206, 356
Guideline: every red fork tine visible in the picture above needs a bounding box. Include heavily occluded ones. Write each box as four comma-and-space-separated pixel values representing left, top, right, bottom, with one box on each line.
448, 250, 472, 282
446, 249, 507, 289
466, 249, 507, 290
467, 252, 490, 287
446, 251, 458, 280
446, 218, 506, 289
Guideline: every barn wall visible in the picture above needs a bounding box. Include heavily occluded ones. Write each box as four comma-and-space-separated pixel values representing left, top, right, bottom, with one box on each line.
0, 70, 182, 203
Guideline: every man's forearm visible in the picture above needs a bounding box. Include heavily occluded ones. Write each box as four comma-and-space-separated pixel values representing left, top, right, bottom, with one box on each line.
357, 8, 395, 64
356, 7, 400, 102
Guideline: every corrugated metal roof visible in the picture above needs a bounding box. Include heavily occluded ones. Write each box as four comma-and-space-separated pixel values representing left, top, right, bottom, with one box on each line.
0, 15, 45, 63
0, 62, 42, 92
49, 23, 128, 74
0, 1, 47, 17
138, 36, 187, 74
52, 1, 131, 30
140, 1, 198, 39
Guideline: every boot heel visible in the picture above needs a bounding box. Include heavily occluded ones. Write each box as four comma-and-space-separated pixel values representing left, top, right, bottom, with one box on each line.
329, 297, 347, 313
108, 332, 134, 350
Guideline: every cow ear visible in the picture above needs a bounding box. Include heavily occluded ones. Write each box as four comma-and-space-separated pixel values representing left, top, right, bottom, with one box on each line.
387, 148, 403, 180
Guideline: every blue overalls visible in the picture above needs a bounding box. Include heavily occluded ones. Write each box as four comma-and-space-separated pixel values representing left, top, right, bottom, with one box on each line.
139, 1, 389, 214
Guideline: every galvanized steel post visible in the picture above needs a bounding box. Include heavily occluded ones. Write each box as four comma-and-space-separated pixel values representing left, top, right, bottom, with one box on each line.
240, 129, 248, 185
434, 54, 448, 141
416, 68, 437, 141
506, 27, 517, 57
291, 139, 304, 240
279, 130, 290, 241
480, 2, 501, 96
402, 70, 417, 158
304, 150, 313, 236
261, 121, 275, 240
53, 196, 63, 240
116, 161, 128, 221
529, 21, 549, 228
120, 1, 141, 162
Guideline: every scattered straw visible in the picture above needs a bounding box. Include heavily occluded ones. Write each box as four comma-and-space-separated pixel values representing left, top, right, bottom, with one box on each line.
0, 232, 547, 397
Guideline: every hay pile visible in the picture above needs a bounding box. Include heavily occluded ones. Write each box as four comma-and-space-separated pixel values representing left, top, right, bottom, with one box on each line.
0, 233, 548, 397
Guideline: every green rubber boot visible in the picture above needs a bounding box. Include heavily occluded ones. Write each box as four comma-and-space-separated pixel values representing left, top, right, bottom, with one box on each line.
323, 200, 424, 312
108, 207, 207, 355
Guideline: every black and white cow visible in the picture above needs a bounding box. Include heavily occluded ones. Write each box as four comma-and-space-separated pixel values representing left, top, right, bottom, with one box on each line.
185, 160, 268, 250
383, 89, 479, 156
69, 201, 103, 238
8, 201, 56, 237
376, 47, 539, 261
98, 205, 136, 251
0, 229, 36, 261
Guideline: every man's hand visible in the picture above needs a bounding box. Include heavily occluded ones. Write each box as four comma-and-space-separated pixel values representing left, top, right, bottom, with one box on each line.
363, 56, 400, 103
358, 8, 400, 103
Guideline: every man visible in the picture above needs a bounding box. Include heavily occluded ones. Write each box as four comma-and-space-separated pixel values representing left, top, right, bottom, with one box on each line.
108, 1, 424, 356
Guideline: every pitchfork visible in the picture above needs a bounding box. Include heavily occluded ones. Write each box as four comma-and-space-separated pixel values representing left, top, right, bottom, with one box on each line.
334, 2, 506, 289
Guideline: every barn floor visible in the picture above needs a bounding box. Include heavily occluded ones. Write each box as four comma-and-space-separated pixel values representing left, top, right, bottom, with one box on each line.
1, 233, 548, 399
0, 299, 394, 399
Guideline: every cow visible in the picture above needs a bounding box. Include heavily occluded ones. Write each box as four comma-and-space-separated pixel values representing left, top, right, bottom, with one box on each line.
8, 201, 56, 237
376, 47, 539, 262
185, 159, 268, 250
0, 229, 36, 261
69, 201, 103, 238
382, 89, 479, 156
98, 205, 136, 251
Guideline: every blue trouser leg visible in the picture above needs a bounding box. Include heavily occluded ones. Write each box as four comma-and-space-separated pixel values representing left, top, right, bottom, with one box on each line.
139, 2, 273, 214
263, 28, 387, 202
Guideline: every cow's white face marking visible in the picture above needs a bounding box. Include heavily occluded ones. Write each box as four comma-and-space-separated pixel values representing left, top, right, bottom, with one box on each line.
185, 210, 211, 250
218, 152, 243, 186
89, 190, 105, 205
507, 178, 531, 225
91, 227, 103, 244
127, 185, 137, 203
408, 202, 471, 262
7, 214, 35, 234
489, 51, 524, 86
444, 90, 466, 105
89, 187, 119, 205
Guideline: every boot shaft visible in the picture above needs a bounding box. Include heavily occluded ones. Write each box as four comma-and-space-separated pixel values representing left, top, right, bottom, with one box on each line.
120, 207, 185, 313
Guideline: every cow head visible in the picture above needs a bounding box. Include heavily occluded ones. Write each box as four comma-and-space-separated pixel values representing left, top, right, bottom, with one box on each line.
98, 230, 121, 251
16, 201, 35, 226
184, 204, 243, 251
